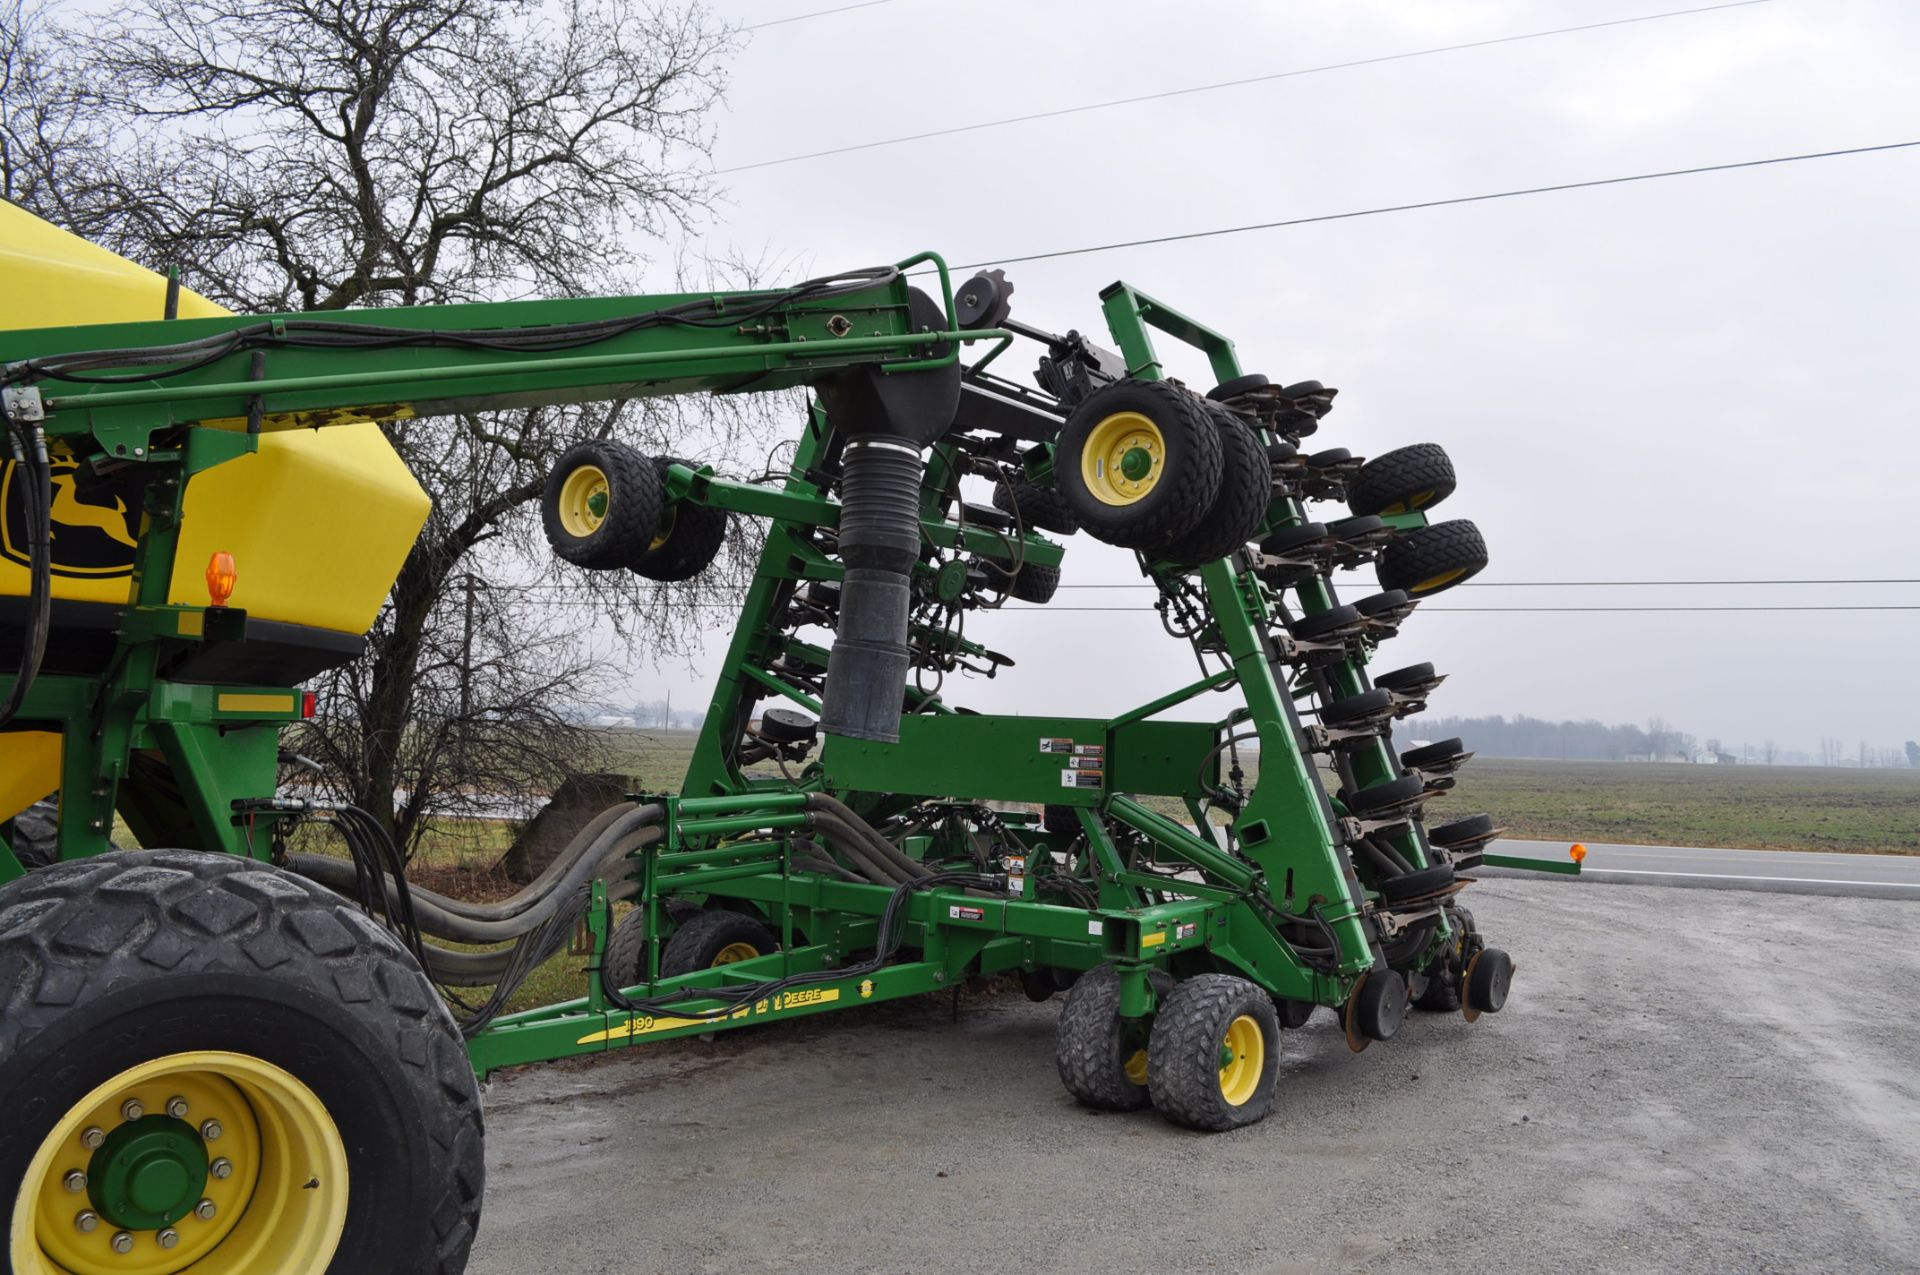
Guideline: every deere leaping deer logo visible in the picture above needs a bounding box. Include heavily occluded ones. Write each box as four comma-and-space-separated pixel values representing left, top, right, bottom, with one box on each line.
1, 458, 149, 577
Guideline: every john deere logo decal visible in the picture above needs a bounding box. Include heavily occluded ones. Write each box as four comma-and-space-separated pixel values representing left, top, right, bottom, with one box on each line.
0, 458, 148, 577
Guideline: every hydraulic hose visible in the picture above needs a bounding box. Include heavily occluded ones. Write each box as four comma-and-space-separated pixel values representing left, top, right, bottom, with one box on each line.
805, 793, 932, 881
290, 814, 662, 944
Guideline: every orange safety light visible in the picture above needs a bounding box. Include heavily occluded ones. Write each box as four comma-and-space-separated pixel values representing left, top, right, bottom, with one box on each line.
1569, 843, 1588, 864
206, 551, 237, 607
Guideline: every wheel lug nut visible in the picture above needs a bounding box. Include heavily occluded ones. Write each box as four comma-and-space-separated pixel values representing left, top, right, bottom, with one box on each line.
120, 1099, 145, 1122
209, 1157, 233, 1179
81, 1126, 106, 1150
157, 1228, 180, 1249
63, 1170, 86, 1193
194, 1198, 217, 1221
166, 1096, 190, 1119
110, 1230, 134, 1254
200, 1119, 223, 1142
74, 1210, 99, 1233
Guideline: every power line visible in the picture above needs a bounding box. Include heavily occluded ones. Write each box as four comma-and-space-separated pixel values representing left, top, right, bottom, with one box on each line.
1050, 578, 1920, 589
945, 140, 1920, 271
741, 0, 906, 32
720, 0, 1772, 173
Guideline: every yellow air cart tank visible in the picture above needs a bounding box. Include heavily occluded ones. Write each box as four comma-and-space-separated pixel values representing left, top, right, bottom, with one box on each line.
0, 202, 431, 822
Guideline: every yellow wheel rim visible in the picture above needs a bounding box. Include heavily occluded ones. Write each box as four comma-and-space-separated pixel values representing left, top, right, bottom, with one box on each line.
11, 1051, 348, 1275
557, 464, 610, 538
1380, 489, 1437, 516
648, 504, 678, 552
1217, 1015, 1265, 1107
1411, 566, 1468, 594
1079, 411, 1165, 506
712, 942, 760, 966
1123, 1048, 1149, 1087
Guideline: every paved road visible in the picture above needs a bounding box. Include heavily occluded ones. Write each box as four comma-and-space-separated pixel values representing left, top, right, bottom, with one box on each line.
1483, 837, 1920, 899
471, 879, 1920, 1275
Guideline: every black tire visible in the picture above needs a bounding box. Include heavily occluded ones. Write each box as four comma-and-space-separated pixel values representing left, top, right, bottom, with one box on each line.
1054, 379, 1222, 551
1290, 604, 1362, 643
991, 479, 1079, 536
1465, 947, 1514, 1016
1207, 373, 1269, 401
1377, 519, 1488, 596
1322, 688, 1393, 726
0, 851, 482, 1273
1347, 774, 1427, 815
659, 908, 778, 978
1414, 908, 1474, 1012
1146, 974, 1280, 1131
1159, 408, 1271, 567
604, 899, 702, 987
1429, 812, 1497, 848
3, 797, 59, 869
1042, 804, 1082, 839
1373, 662, 1436, 693
1054, 964, 1151, 1111
1007, 560, 1061, 604
1347, 443, 1457, 518
542, 440, 663, 570
1377, 862, 1456, 904
1402, 738, 1466, 769
628, 457, 727, 582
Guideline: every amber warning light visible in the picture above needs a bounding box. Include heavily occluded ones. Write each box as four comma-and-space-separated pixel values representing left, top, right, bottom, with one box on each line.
1570, 843, 1588, 864
206, 552, 237, 607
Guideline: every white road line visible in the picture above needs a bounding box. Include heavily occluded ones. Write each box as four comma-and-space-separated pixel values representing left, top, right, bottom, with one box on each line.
1574, 867, 1920, 888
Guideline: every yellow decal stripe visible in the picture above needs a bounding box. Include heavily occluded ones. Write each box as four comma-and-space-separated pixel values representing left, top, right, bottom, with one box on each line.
577, 987, 841, 1046
1141, 931, 1167, 948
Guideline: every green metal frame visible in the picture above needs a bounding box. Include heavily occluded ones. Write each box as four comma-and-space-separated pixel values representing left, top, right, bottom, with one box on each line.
0, 257, 1573, 1080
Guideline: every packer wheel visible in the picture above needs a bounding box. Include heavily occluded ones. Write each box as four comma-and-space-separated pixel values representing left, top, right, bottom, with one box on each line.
1053, 379, 1223, 552
1377, 519, 1488, 596
1347, 443, 1457, 517
542, 439, 663, 570
628, 457, 727, 582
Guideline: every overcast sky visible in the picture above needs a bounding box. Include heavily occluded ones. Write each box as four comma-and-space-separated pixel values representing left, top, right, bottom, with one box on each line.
617, 0, 1919, 757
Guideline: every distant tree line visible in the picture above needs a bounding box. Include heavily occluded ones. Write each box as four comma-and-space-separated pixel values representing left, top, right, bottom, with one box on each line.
1418, 715, 1914, 767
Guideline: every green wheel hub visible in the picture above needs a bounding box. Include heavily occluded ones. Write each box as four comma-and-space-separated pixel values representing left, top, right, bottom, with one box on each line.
1119, 446, 1154, 481
88, 1115, 209, 1230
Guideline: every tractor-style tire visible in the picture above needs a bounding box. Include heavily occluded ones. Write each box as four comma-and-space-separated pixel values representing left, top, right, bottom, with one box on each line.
1054, 964, 1151, 1112
0, 851, 483, 1275
542, 439, 662, 570
659, 909, 778, 978
1054, 380, 1222, 552
1146, 974, 1281, 1132
1006, 560, 1061, 604
1414, 906, 1476, 1012
628, 457, 728, 582
992, 478, 1079, 536
602, 900, 700, 989
1159, 407, 1271, 567
1347, 443, 1457, 518
1377, 519, 1488, 596
3, 797, 59, 869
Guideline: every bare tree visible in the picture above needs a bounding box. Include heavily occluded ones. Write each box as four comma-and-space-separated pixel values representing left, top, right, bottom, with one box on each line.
1762, 738, 1777, 766
14, 0, 783, 853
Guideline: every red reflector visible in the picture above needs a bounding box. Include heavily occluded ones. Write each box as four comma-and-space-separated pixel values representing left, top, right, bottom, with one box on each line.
302, 691, 318, 719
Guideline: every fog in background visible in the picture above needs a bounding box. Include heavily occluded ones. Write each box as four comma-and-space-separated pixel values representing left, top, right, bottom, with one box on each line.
608, 0, 1920, 757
